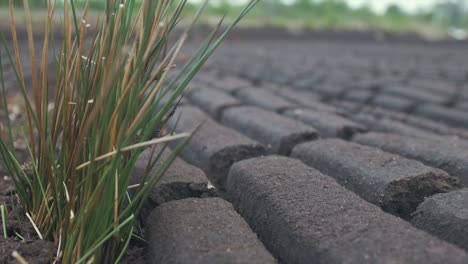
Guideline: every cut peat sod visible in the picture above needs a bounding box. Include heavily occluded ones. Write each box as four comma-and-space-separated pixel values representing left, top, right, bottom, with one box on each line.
167, 105, 266, 189
226, 156, 468, 264
145, 198, 276, 263
291, 139, 461, 219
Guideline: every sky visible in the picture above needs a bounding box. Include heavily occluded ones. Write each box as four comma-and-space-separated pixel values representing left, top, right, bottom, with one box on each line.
189, 0, 467, 14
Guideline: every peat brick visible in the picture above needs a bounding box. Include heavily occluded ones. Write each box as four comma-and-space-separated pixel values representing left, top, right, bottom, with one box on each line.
284, 108, 366, 139
291, 139, 460, 218
456, 101, 468, 111
413, 104, 468, 129
411, 188, 468, 251
382, 85, 448, 105
221, 106, 319, 155
353, 132, 468, 185
330, 100, 362, 114
188, 87, 242, 120
308, 101, 344, 114
409, 79, 458, 98
193, 73, 250, 92
184, 81, 208, 92
168, 106, 265, 188
404, 114, 468, 140
336, 102, 468, 139
306, 100, 343, 114
291, 77, 315, 89
191, 73, 218, 86
146, 198, 276, 264
350, 113, 440, 139
227, 156, 468, 264
275, 88, 341, 113
132, 146, 215, 207
214, 75, 252, 93
343, 89, 373, 103
314, 84, 346, 98
346, 79, 381, 91
274, 88, 321, 106
257, 81, 284, 92
370, 93, 413, 112
234, 88, 297, 112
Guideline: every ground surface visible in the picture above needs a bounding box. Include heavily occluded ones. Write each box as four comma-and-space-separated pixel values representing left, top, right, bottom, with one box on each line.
1, 28, 468, 263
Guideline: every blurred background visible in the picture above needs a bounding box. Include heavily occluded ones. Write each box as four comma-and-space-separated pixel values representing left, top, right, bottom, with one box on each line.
1, 0, 468, 40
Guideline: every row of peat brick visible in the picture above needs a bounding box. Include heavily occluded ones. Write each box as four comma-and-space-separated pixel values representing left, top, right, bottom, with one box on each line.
136, 75, 468, 263
139, 141, 468, 263
210, 43, 468, 132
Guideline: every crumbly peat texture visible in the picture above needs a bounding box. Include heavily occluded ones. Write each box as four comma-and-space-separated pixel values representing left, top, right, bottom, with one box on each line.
226, 156, 468, 264
291, 139, 461, 218
145, 198, 276, 264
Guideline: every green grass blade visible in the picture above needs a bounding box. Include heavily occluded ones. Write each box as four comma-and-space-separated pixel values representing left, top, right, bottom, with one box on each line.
1, 204, 7, 239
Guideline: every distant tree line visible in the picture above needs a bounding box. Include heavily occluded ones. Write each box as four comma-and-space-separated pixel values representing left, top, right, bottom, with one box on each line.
2, 0, 48, 6
260, 0, 468, 28
3, 0, 467, 28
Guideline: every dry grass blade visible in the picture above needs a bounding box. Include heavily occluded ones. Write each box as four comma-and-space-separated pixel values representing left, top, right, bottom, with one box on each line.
75, 132, 190, 170
12, 251, 28, 264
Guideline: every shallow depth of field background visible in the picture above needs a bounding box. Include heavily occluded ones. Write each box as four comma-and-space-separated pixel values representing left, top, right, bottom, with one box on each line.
1, 0, 468, 40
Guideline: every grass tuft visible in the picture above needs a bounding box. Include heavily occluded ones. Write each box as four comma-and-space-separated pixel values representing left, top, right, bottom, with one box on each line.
0, 0, 258, 262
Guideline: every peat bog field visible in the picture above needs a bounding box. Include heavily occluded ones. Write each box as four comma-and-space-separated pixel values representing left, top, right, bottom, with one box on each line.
1, 28, 468, 263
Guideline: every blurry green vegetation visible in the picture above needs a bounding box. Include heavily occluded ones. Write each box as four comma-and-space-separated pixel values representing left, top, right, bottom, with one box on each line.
4, 0, 48, 7
237, 0, 468, 34
2, 0, 468, 35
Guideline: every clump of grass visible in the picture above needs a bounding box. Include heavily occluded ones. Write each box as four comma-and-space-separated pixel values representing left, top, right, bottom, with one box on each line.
0, 0, 257, 262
